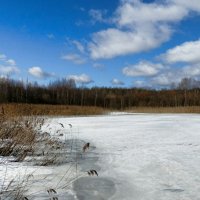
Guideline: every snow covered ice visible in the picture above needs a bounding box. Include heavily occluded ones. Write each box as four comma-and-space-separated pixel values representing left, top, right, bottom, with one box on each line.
1, 113, 200, 199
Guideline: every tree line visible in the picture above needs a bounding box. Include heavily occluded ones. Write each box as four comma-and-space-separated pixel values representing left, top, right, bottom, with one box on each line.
0, 77, 200, 109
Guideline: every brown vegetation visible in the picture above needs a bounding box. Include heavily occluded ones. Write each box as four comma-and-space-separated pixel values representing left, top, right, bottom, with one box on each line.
83, 142, 90, 152
0, 103, 107, 116
0, 104, 101, 199
87, 169, 98, 176
126, 106, 200, 113
1, 103, 200, 117
0, 114, 40, 159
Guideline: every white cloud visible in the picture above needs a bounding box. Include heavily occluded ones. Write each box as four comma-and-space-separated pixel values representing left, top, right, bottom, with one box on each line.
0, 74, 7, 79
0, 54, 19, 75
0, 66, 19, 75
65, 38, 85, 54
89, 9, 107, 23
93, 63, 104, 68
133, 80, 146, 88
0, 54, 16, 65
122, 61, 163, 77
152, 38, 200, 87
89, 26, 171, 59
152, 72, 177, 86
72, 40, 85, 53
67, 74, 93, 84
6, 59, 16, 66
182, 64, 200, 77
111, 78, 124, 85
89, 0, 200, 59
28, 66, 54, 79
61, 53, 86, 64
170, 0, 200, 12
0, 54, 7, 61
116, 1, 188, 26
151, 63, 200, 86
161, 39, 200, 64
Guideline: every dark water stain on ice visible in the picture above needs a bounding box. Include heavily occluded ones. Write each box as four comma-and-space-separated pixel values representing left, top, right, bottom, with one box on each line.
65, 139, 101, 171
163, 188, 184, 193
74, 177, 116, 200
69, 139, 116, 199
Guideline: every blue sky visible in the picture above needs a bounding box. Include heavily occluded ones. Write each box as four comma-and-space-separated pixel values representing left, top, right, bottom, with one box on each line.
0, 0, 200, 88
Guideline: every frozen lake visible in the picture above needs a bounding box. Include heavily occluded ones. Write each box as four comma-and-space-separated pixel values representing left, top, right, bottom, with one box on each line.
1, 113, 200, 199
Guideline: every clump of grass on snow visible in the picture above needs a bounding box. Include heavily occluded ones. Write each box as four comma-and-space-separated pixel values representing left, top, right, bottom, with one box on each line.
0, 111, 41, 161
0, 106, 100, 199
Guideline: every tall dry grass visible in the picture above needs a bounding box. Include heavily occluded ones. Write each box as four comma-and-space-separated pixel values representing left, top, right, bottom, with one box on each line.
125, 106, 200, 113
0, 115, 41, 160
1, 103, 200, 117
0, 109, 42, 199
0, 104, 101, 199
0, 105, 96, 199
0, 103, 107, 117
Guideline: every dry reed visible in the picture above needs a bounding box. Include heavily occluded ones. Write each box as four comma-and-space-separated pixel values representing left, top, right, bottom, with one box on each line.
0, 103, 106, 117
125, 106, 200, 113
83, 143, 90, 152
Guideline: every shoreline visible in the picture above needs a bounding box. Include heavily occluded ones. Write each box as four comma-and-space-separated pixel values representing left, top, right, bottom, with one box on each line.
1, 103, 200, 117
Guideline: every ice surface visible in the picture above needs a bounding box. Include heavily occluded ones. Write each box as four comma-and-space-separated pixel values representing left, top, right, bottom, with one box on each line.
1, 113, 200, 199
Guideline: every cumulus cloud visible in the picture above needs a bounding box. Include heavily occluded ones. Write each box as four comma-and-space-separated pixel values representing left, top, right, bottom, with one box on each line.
61, 53, 86, 64
0, 54, 7, 61
170, 0, 200, 12
161, 39, 200, 64
72, 40, 85, 53
111, 78, 124, 86
89, 9, 107, 23
90, 27, 171, 59
123, 38, 200, 87
0, 54, 16, 66
6, 59, 16, 66
65, 38, 85, 54
151, 72, 177, 86
182, 64, 200, 77
28, 66, 54, 79
133, 80, 146, 88
93, 63, 104, 68
151, 63, 200, 87
122, 61, 163, 77
0, 53, 19, 75
116, 1, 188, 26
89, 0, 200, 59
153, 38, 200, 87
0, 66, 19, 75
67, 74, 93, 84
